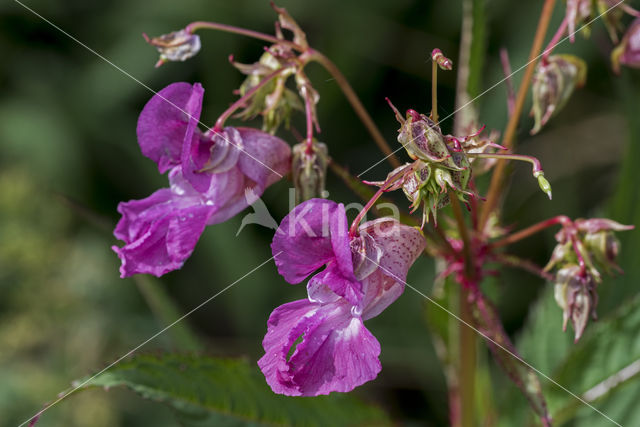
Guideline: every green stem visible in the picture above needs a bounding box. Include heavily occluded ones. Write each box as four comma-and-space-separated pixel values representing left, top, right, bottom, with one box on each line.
460, 287, 477, 427
449, 192, 477, 427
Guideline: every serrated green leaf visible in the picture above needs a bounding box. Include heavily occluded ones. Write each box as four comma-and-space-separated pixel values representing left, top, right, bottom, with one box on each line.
75, 353, 391, 427
548, 294, 640, 425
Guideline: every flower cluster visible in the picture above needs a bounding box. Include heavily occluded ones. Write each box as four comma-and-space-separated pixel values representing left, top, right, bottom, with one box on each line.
545, 218, 633, 341
258, 199, 425, 395
112, 82, 291, 277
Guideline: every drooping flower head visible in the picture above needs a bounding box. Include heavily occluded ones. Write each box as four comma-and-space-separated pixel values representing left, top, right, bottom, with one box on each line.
544, 217, 633, 341
259, 199, 426, 396
112, 82, 291, 277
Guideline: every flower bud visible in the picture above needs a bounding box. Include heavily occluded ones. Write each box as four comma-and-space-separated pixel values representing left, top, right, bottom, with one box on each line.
291, 141, 329, 204
612, 19, 640, 73
534, 171, 553, 200
143, 30, 201, 67
530, 54, 587, 135
554, 265, 598, 342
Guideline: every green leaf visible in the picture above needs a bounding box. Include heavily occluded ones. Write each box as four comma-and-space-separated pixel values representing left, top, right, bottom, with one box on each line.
548, 294, 640, 425
74, 353, 391, 427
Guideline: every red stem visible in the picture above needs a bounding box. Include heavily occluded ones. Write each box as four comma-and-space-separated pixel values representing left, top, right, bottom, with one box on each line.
542, 17, 568, 62
490, 215, 570, 249
349, 167, 407, 236
500, 48, 515, 117
304, 89, 315, 154
185, 21, 303, 51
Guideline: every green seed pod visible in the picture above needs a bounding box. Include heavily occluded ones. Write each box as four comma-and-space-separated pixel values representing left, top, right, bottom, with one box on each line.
291, 141, 329, 204
398, 112, 464, 171
530, 54, 587, 135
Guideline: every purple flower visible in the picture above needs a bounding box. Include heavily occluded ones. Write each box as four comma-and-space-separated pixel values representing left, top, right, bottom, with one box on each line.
113, 82, 291, 278
259, 199, 426, 396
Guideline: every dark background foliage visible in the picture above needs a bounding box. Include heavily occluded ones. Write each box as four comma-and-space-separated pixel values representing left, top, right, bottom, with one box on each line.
1, 0, 638, 425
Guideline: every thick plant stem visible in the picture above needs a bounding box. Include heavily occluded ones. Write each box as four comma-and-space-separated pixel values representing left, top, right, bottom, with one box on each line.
449, 192, 476, 427
478, 0, 557, 230
310, 51, 401, 168
460, 287, 476, 427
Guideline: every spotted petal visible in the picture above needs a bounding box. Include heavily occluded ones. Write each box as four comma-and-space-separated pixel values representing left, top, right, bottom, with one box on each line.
358, 218, 426, 319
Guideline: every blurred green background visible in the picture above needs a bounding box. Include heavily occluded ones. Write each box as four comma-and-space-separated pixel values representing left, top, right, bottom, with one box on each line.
1, 0, 639, 425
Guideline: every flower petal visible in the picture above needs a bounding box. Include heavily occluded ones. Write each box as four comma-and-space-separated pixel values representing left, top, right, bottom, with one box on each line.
307, 262, 362, 306
179, 83, 214, 193
258, 299, 381, 396
136, 82, 204, 173
575, 218, 634, 234
236, 127, 291, 189
112, 187, 214, 278
271, 199, 341, 284
358, 218, 426, 319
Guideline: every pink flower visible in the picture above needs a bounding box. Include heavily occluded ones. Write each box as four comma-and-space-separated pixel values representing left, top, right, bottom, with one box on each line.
112, 82, 290, 277
259, 199, 425, 395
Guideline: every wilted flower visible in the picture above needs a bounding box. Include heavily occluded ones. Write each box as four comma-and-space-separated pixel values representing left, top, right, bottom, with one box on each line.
553, 264, 598, 342
112, 82, 291, 277
143, 30, 201, 68
291, 141, 329, 204
544, 217, 633, 340
530, 54, 586, 135
612, 18, 640, 73
259, 199, 425, 395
